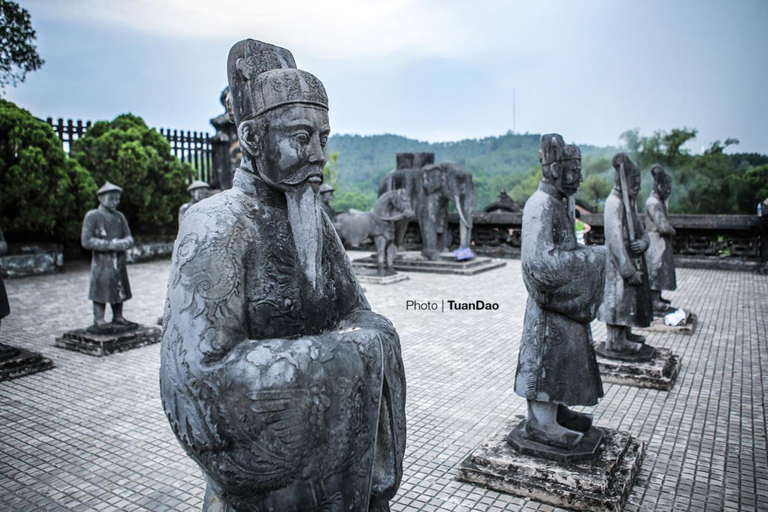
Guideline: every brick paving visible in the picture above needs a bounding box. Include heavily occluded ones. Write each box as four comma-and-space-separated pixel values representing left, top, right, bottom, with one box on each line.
0, 252, 766, 511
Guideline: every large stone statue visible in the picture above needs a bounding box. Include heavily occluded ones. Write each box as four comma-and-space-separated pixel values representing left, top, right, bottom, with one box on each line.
160, 39, 406, 512
514, 134, 607, 449
210, 86, 241, 190
81, 182, 135, 330
178, 180, 211, 226
598, 153, 653, 354
378, 154, 474, 259
335, 189, 414, 275
645, 164, 677, 313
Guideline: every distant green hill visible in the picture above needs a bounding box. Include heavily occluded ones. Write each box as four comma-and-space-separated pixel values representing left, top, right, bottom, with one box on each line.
326, 131, 618, 211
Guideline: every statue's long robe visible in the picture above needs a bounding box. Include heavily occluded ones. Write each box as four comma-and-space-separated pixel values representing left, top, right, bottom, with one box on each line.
160, 170, 406, 512
598, 189, 653, 327
644, 193, 677, 292
81, 206, 132, 305
514, 184, 606, 406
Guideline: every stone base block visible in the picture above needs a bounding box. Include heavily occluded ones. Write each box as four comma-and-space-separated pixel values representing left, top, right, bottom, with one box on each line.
597, 346, 681, 390
457, 418, 646, 512
353, 251, 506, 276
351, 266, 410, 285
639, 313, 698, 335
55, 324, 161, 357
0, 346, 55, 382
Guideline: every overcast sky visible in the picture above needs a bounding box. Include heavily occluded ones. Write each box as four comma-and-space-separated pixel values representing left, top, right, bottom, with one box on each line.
7, 0, 768, 153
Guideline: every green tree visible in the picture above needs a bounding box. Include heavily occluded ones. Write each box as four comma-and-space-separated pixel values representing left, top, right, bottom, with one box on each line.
578, 175, 612, 207
0, 0, 44, 91
71, 114, 193, 233
0, 99, 97, 241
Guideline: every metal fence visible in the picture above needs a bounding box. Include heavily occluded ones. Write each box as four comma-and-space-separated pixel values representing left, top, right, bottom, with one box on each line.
46, 117, 214, 183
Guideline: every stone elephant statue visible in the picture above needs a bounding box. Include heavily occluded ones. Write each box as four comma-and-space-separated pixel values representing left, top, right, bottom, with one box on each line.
378, 153, 474, 260
335, 189, 414, 275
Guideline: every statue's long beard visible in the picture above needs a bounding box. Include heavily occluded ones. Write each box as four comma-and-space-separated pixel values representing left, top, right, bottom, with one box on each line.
285, 183, 324, 295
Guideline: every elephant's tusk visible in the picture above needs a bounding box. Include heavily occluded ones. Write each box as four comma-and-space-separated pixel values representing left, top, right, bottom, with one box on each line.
454, 195, 472, 228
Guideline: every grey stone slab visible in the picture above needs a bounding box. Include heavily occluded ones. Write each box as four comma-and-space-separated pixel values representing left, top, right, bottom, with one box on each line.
353, 268, 410, 285
0, 346, 54, 382
55, 324, 161, 357
355, 251, 507, 276
458, 418, 646, 511
596, 346, 681, 390
638, 313, 698, 335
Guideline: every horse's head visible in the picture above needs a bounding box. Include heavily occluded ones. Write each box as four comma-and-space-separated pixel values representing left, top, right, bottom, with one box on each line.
375, 189, 414, 221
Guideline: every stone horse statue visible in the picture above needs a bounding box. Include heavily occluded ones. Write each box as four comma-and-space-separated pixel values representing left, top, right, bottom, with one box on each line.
335, 189, 414, 275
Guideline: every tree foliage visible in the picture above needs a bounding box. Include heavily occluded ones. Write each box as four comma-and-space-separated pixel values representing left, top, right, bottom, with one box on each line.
71, 114, 194, 233
0, 99, 97, 242
0, 0, 44, 91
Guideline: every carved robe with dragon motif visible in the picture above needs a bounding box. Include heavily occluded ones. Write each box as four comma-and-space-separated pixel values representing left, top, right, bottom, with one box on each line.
160, 169, 406, 512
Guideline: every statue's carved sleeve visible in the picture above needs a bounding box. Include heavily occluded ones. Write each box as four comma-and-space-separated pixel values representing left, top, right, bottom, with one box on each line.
521, 199, 605, 323
603, 197, 637, 279
81, 211, 112, 252
647, 200, 675, 236
118, 212, 134, 248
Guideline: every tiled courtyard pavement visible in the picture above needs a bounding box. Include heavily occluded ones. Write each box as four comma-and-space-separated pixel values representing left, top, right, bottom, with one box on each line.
1, 251, 766, 512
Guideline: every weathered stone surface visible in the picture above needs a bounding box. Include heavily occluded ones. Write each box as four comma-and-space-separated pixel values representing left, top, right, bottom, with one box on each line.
0, 243, 64, 278
595, 341, 656, 362
458, 418, 646, 512
354, 251, 506, 275
352, 267, 410, 285
506, 420, 603, 463
55, 324, 160, 357
0, 345, 54, 382
126, 239, 174, 263
596, 346, 681, 390
159, 39, 406, 511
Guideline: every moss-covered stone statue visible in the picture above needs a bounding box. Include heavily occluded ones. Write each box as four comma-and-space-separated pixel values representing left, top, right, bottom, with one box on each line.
160, 39, 406, 511
514, 134, 607, 450
645, 164, 677, 313
598, 153, 653, 355
81, 182, 135, 331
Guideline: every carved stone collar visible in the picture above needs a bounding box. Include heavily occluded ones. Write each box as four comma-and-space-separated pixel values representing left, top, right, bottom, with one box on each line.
233, 168, 288, 209
538, 182, 565, 204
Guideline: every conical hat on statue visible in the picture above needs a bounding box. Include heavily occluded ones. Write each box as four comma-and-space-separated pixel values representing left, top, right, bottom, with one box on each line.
96, 181, 123, 196
187, 180, 210, 192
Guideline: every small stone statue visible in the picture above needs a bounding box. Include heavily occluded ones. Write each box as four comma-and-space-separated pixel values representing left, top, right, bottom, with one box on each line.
160, 39, 406, 511
210, 86, 241, 190
81, 182, 135, 331
178, 180, 211, 226
335, 189, 414, 275
0, 224, 16, 360
319, 182, 336, 221
645, 164, 677, 313
598, 154, 653, 354
514, 134, 606, 450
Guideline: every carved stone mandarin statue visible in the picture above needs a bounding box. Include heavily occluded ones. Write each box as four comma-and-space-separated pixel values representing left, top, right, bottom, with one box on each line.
0, 224, 13, 359
160, 39, 406, 512
645, 164, 677, 313
514, 134, 606, 450
598, 153, 653, 355
318, 182, 336, 221
178, 180, 211, 226
81, 182, 135, 331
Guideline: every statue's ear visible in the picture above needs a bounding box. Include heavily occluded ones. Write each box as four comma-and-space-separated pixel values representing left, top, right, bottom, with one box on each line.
238, 120, 262, 158
549, 162, 560, 179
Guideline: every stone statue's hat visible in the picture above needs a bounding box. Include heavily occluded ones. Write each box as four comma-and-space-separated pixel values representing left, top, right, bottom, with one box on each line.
539, 134, 580, 166
187, 180, 210, 192
96, 181, 123, 196
650, 164, 670, 183
227, 39, 328, 126
319, 183, 335, 194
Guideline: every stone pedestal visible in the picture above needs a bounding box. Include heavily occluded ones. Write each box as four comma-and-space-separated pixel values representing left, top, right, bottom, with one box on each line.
639, 312, 697, 335
352, 267, 409, 285
353, 251, 506, 276
55, 324, 161, 357
458, 418, 646, 512
0, 346, 55, 382
595, 344, 681, 390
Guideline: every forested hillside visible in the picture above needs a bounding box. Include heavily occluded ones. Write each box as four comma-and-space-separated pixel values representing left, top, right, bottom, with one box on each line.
325, 129, 768, 215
